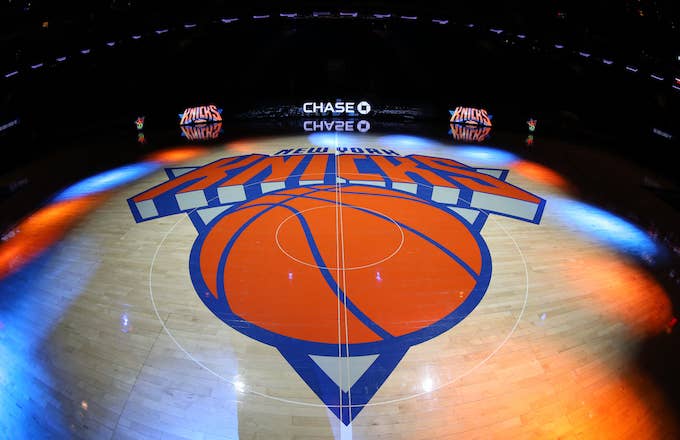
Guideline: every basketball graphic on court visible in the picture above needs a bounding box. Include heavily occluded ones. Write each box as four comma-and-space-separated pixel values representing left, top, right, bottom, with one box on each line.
191, 184, 489, 346
128, 151, 545, 424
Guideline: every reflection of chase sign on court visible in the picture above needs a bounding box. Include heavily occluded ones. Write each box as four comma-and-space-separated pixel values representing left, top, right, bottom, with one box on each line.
303, 120, 370, 133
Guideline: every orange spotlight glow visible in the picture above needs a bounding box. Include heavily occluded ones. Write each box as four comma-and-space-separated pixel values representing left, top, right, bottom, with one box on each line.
512, 160, 573, 192
525, 255, 676, 437
145, 147, 209, 164
540, 366, 675, 438
225, 139, 262, 153
0, 195, 106, 280
564, 255, 672, 336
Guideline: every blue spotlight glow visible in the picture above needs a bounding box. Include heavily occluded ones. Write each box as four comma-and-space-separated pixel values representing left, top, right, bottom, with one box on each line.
549, 197, 658, 258
0, 240, 98, 436
377, 134, 440, 149
307, 132, 361, 148
53, 162, 159, 202
451, 146, 518, 167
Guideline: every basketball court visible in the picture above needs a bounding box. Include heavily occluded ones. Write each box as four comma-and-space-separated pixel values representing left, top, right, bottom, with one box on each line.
1, 131, 679, 439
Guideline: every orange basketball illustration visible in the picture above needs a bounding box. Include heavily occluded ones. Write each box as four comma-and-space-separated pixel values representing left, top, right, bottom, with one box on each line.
191, 184, 488, 346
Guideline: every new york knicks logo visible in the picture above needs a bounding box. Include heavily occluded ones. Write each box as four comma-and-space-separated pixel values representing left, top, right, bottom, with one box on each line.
128, 150, 545, 424
449, 106, 493, 127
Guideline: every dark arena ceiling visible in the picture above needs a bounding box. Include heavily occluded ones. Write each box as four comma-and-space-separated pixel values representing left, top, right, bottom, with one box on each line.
0, 1, 678, 168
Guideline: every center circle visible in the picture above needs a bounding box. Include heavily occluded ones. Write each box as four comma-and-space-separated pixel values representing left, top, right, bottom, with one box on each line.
275, 204, 405, 270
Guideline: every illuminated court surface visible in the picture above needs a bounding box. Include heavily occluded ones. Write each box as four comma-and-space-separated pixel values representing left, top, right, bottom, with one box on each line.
1, 133, 678, 439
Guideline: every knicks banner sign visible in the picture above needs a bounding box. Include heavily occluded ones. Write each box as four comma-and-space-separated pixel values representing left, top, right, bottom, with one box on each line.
449, 106, 493, 127
128, 151, 544, 424
179, 104, 223, 126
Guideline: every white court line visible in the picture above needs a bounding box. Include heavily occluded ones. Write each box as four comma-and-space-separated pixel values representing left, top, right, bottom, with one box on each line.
333, 138, 345, 426
336, 134, 354, 437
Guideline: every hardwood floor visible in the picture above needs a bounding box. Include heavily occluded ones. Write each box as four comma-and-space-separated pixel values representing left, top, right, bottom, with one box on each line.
0, 133, 678, 439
